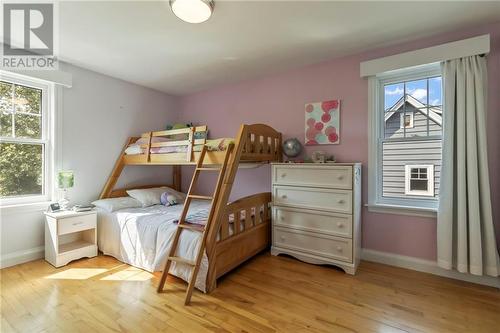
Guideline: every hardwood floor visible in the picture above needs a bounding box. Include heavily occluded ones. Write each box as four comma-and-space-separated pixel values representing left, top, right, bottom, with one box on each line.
1, 253, 499, 333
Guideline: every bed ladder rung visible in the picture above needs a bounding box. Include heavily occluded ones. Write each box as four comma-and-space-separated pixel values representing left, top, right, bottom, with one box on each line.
178, 224, 205, 232
188, 194, 213, 200
196, 167, 221, 171
168, 256, 196, 266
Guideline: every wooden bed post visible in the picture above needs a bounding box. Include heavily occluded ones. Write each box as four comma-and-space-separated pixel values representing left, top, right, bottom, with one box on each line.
204, 124, 247, 292
145, 132, 153, 162
173, 166, 182, 192
99, 137, 137, 199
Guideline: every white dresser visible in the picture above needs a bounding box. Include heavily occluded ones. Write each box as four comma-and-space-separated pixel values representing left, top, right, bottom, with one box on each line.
271, 163, 362, 274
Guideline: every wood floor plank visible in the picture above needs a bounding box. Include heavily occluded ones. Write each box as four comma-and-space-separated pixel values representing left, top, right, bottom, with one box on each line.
1, 253, 499, 333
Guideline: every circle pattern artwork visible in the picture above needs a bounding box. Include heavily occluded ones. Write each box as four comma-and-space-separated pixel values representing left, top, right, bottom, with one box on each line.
305, 100, 341, 145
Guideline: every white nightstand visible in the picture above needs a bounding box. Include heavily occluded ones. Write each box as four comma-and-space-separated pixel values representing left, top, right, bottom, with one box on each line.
44, 210, 98, 267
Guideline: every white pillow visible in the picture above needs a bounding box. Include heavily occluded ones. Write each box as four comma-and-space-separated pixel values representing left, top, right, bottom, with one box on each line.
126, 186, 185, 207
124, 145, 143, 155
92, 197, 142, 213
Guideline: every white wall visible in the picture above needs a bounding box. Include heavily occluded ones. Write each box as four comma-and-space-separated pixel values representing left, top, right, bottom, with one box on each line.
0, 63, 179, 268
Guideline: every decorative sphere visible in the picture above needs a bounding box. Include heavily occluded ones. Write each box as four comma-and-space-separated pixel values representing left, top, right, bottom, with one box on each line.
282, 138, 303, 158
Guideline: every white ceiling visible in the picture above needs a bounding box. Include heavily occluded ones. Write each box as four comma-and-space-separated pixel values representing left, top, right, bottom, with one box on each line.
59, 1, 500, 95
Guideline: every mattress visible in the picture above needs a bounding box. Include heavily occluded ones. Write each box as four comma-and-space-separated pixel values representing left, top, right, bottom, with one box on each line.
97, 200, 212, 292
97, 198, 263, 292
124, 138, 235, 155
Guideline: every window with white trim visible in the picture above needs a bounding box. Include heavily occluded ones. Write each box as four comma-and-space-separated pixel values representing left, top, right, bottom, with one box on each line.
400, 112, 414, 129
0, 73, 53, 205
368, 63, 442, 213
405, 165, 434, 196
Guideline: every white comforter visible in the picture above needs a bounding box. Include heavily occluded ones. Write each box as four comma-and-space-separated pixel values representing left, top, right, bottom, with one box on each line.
97, 201, 211, 292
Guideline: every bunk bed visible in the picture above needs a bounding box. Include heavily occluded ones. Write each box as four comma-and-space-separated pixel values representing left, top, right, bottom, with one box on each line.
98, 124, 282, 292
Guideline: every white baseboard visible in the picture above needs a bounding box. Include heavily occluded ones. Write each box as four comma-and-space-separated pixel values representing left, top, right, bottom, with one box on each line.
361, 249, 499, 288
0, 246, 45, 269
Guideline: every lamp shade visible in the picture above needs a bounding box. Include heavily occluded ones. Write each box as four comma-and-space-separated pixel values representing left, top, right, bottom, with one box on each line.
57, 170, 74, 189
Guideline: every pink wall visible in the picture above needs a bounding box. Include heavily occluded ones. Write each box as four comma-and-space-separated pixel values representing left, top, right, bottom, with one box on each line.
177, 22, 500, 261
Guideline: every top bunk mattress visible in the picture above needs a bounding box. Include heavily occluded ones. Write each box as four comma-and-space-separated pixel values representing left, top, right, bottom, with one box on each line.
124, 138, 234, 155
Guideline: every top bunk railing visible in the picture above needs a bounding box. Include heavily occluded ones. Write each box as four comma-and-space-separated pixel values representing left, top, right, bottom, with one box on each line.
122, 123, 282, 165
124, 126, 208, 164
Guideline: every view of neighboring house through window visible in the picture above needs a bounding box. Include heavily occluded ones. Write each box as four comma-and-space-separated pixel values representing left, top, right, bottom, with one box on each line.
381, 71, 442, 203
0, 76, 51, 203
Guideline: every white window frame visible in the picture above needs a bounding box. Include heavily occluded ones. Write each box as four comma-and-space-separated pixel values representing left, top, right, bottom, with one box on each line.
405, 164, 434, 197
367, 63, 441, 217
0, 71, 56, 206
400, 112, 414, 129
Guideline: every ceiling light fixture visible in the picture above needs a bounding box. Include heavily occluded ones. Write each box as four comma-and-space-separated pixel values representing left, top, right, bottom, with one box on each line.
170, 0, 215, 24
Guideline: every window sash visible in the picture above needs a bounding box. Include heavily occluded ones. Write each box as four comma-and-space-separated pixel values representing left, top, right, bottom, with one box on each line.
368, 64, 441, 212
0, 72, 52, 205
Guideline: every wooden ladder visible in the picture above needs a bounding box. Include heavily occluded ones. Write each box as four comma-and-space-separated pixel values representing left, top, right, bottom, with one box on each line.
157, 143, 234, 305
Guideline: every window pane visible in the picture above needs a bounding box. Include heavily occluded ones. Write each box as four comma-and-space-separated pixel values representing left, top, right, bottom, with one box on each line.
403, 115, 412, 127
0, 81, 13, 114
428, 77, 442, 106
383, 140, 441, 199
410, 179, 428, 191
0, 143, 43, 197
0, 112, 13, 137
384, 83, 404, 111
14, 113, 41, 139
406, 79, 427, 104
14, 84, 41, 114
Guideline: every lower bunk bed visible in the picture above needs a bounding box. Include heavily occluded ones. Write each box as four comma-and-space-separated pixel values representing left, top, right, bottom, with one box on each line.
98, 123, 281, 295
95, 189, 271, 292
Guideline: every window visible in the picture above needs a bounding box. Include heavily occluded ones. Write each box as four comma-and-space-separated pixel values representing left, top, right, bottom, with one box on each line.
0, 73, 53, 205
368, 63, 442, 214
405, 165, 434, 196
400, 113, 414, 129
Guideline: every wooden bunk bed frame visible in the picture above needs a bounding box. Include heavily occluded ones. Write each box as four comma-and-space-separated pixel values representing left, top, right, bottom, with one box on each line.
99, 123, 282, 292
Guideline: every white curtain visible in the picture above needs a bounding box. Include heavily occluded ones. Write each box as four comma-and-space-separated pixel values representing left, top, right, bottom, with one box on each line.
438, 55, 500, 276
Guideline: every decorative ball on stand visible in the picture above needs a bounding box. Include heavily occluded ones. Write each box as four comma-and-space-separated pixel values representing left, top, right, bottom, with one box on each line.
282, 138, 303, 158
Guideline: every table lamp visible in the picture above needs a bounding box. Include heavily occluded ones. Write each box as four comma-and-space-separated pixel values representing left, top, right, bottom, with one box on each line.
57, 170, 74, 210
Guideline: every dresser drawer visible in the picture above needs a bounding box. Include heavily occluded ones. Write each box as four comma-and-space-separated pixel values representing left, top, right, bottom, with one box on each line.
273, 206, 352, 238
273, 227, 352, 263
273, 185, 352, 213
58, 214, 96, 235
273, 165, 352, 189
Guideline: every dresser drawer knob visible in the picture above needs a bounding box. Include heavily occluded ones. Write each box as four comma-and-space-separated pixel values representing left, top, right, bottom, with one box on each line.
337, 175, 344, 180
72, 222, 83, 226
280, 216, 285, 221
281, 194, 287, 199
280, 236, 285, 241
337, 199, 345, 204
336, 246, 343, 252
281, 173, 286, 178
337, 222, 344, 228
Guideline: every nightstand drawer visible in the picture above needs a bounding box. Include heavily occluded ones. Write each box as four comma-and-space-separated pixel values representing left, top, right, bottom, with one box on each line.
273, 227, 352, 263
273, 185, 352, 213
58, 214, 96, 235
273, 165, 352, 189
273, 206, 352, 238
